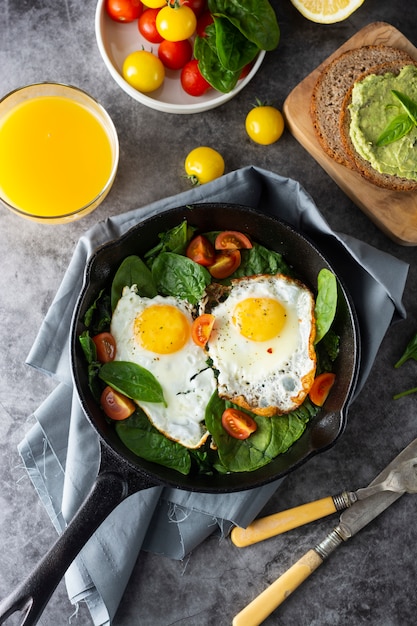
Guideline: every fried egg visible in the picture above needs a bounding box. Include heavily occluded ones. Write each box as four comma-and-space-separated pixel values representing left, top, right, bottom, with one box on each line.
111, 286, 216, 448
206, 274, 316, 415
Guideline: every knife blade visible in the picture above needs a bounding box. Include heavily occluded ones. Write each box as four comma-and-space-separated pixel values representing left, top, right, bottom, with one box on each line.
231, 436, 417, 548
232, 437, 417, 626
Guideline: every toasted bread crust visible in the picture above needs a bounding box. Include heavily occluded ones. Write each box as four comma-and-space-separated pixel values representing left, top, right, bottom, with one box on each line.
339, 61, 417, 192
311, 45, 416, 184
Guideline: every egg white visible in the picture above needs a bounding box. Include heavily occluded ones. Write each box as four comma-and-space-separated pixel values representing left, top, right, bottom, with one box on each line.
205, 274, 316, 415
111, 286, 217, 448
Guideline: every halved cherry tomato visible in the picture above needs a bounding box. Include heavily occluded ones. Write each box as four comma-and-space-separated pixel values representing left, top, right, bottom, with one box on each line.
215, 230, 252, 251
186, 234, 215, 266
100, 386, 136, 420
191, 313, 215, 347
92, 332, 116, 363
196, 9, 213, 36
208, 250, 241, 279
158, 39, 193, 70
138, 8, 164, 43
221, 408, 257, 440
180, 59, 211, 96
309, 372, 336, 407
106, 0, 143, 22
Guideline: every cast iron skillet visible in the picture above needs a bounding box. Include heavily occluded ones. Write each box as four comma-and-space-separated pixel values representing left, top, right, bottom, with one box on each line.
0, 203, 360, 625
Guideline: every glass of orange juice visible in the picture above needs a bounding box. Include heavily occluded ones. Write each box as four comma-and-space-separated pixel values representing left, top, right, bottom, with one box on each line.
0, 83, 119, 223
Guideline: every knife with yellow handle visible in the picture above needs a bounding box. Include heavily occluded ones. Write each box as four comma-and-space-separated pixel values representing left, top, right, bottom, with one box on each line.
232, 437, 417, 626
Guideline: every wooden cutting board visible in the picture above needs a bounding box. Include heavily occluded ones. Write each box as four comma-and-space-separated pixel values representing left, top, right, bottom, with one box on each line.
283, 22, 417, 246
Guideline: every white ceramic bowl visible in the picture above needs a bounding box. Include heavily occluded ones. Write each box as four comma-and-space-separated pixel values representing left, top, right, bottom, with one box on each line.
94, 0, 265, 114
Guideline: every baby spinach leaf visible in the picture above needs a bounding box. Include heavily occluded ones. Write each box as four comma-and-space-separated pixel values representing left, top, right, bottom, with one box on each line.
205, 394, 308, 473
144, 220, 195, 267
214, 16, 259, 72
208, 0, 280, 51
314, 269, 338, 345
152, 251, 211, 305
376, 113, 414, 147
99, 361, 166, 406
194, 32, 241, 93
233, 243, 292, 278
116, 411, 191, 475
83, 289, 112, 333
79, 330, 103, 401
111, 255, 157, 311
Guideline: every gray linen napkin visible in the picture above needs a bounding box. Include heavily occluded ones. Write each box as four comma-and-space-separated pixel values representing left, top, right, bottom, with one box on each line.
19, 166, 408, 625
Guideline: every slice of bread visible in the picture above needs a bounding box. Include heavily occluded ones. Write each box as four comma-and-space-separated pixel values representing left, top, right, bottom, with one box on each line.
311, 45, 415, 167
339, 60, 417, 192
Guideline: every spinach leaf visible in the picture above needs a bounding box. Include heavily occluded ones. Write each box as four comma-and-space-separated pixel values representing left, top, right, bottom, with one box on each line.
315, 329, 340, 373
314, 269, 338, 345
152, 251, 211, 305
99, 361, 167, 406
83, 289, 112, 334
234, 243, 292, 278
194, 31, 241, 93
214, 16, 259, 72
78, 330, 103, 401
144, 220, 195, 268
205, 394, 309, 472
116, 411, 191, 475
111, 255, 157, 311
394, 331, 417, 368
376, 113, 414, 146
392, 90, 417, 125
208, 0, 280, 51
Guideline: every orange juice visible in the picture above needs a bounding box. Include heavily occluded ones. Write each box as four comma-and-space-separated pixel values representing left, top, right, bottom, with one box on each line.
0, 94, 115, 218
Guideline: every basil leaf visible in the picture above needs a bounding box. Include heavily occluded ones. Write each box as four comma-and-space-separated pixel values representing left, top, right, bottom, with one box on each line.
152, 251, 211, 305
214, 16, 259, 72
116, 410, 191, 474
376, 113, 414, 146
208, 0, 279, 51
392, 89, 417, 125
99, 361, 166, 406
111, 255, 157, 311
314, 269, 338, 345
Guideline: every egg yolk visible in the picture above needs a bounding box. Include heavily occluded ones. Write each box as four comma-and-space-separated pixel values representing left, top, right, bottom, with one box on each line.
134, 304, 190, 354
232, 297, 287, 342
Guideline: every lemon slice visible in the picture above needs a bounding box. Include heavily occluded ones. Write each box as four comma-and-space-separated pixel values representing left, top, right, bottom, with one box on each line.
290, 0, 365, 24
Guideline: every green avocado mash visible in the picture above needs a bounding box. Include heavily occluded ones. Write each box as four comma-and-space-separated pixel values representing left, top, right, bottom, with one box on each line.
349, 64, 417, 180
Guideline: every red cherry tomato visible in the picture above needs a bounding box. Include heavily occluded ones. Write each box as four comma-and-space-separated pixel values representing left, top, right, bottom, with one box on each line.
92, 332, 116, 363
181, 59, 211, 96
138, 8, 164, 43
106, 0, 143, 22
180, 0, 207, 17
186, 234, 216, 266
215, 230, 253, 251
196, 10, 213, 36
309, 372, 336, 406
221, 408, 257, 440
100, 386, 136, 420
208, 250, 241, 279
158, 39, 193, 70
191, 313, 215, 348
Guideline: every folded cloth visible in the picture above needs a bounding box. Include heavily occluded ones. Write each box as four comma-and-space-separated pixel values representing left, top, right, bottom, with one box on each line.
19, 166, 408, 625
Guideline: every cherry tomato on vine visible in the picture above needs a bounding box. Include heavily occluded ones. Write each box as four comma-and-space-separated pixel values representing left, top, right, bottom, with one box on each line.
184, 146, 224, 185
92, 332, 116, 363
100, 386, 136, 421
208, 250, 241, 279
138, 8, 164, 43
196, 10, 213, 36
122, 50, 165, 93
215, 231, 252, 251
158, 39, 192, 70
181, 59, 211, 96
186, 234, 215, 266
141, 0, 165, 8
156, 4, 197, 42
309, 372, 336, 407
191, 314, 215, 348
221, 408, 257, 440
105, 0, 143, 22
180, 0, 207, 17
245, 104, 285, 145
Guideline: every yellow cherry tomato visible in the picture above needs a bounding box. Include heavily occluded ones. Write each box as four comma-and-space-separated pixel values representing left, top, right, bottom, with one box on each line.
156, 4, 197, 42
122, 50, 165, 93
141, 0, 166, 8
245, 105, 285, 145
185, 147, 225, 185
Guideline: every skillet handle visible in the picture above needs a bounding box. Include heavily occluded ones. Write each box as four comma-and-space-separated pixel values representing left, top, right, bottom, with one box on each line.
0, 444, 156, 626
